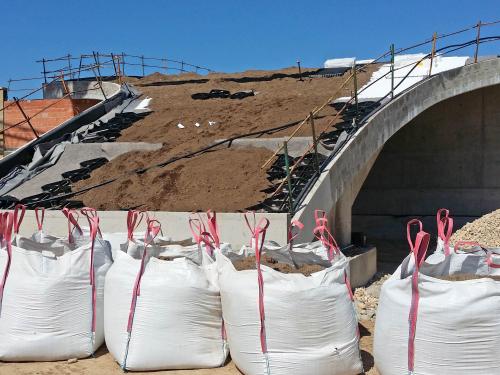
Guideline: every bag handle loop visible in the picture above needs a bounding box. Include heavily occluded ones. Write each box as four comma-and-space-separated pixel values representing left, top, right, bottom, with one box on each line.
407, 219, 430, 374
127, 210, 146, 241
13, 204, 26, 234
0, 212, 14, 311
436, 209, 453, 256
252, 217, 270, 355
62, 208, 83, 244
35, 207, 45, 232
288, 220, 304, 244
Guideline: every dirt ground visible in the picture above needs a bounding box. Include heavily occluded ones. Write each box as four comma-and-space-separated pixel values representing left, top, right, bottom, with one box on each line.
73, 66, 377, 212
0, 321, 377, 375
232, 254, 325, 275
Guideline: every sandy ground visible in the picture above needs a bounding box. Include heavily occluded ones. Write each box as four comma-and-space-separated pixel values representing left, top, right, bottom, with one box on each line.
0, 321, 377, 375
72, 66, 377, 212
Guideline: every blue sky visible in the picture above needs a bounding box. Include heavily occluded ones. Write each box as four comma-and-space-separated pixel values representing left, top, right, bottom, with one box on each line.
2, 0, 499, 93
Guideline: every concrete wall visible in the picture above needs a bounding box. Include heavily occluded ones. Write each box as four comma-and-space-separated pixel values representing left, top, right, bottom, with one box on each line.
294, 58, 500, 246
0, 84, 128, 177
43, 80, 120, 100
3, 98, 99, 149
16, 210, 289, 248
353, 84, 500, 238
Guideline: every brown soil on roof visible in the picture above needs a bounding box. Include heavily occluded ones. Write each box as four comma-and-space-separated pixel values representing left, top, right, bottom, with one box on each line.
74, 147, 273, 212
120, 66, 376, 145
73, 66, 377, 212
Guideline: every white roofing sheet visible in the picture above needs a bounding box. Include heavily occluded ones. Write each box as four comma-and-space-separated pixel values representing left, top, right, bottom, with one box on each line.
324, 57, 355, 69
335, 54, 468, 102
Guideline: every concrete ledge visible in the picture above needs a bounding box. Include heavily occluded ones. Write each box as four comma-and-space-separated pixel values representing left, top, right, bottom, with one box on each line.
346, 246, 377, 288
8, 143, 163, 200
43, 81, 120, 101
219, 137, 330, 157
15, 210, 289, 248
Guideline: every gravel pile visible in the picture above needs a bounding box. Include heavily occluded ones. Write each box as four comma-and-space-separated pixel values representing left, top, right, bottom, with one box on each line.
450, 208, 500, 248
354, 273, 390, 321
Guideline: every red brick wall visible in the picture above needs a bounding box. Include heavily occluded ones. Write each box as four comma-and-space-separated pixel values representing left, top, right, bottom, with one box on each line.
4, 98, 99, 149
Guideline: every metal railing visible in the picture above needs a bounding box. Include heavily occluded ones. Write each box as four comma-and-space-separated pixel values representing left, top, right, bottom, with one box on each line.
0, 59, 120, 155
5, 52, 214, 94
266, 19, 500, 215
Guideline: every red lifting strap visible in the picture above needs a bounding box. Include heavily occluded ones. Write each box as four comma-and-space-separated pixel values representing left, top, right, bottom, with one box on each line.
62, 208, 83, 244
436, 209, 453, 256
13, 204, 26, 234
205, 210, 220, 249
253, 217, 270, 354
35, 207, 45, 232
87, 215, 100, 333
127, 219, 161, 333
287, 219, 304, 243
0, 212, 14, 310
406, 219, 430, 374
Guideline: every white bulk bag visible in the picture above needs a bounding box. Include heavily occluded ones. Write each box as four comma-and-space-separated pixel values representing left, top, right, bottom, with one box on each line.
428, 209, 500, 275
374, 219, 500, 375
217, 217, 362, 375
104, 219, 227, 371
0, 209, 112, 361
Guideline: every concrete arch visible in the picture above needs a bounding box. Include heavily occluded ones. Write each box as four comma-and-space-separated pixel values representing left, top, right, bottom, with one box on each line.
295, 58, 500, 245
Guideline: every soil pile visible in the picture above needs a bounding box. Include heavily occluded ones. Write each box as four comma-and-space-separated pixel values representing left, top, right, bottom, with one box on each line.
72, 66, 377, 212
232, 254, 325, 276
451, 208, 500, 247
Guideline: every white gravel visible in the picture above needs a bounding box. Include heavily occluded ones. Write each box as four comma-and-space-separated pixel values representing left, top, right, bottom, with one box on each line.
354, 273, 390, 321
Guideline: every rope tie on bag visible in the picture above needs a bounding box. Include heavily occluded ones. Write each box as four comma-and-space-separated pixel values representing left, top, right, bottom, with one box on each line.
127, 210, 145, 241
123, 219, 161, 370
0, 212, 14, 316
314, 210, 340, 259
436, 208, 453, 256
287, 219, 304, 244
62, 208, 83, 244
205, 210, 220, 249
312, 210, 340, 261
189, 216, 216, 257
244, 211, 258, 249
406, 219, 430, 375
80, 207, 102, 238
